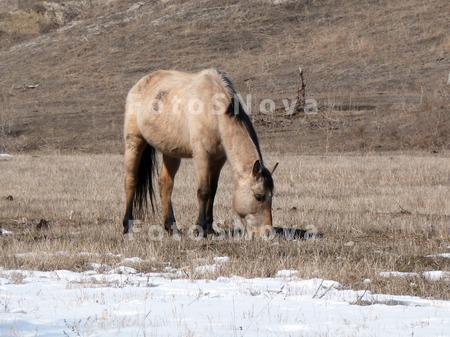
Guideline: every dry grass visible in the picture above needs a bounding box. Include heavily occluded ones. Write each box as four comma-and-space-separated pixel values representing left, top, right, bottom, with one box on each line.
1, 152, 449, 299
0, 0, 116, 48
0, 0, 449, 153
256, 93, 449, 156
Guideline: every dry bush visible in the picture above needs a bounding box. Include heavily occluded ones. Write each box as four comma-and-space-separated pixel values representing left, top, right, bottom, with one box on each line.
268, 93, 449, 154
0, 153, 449, 299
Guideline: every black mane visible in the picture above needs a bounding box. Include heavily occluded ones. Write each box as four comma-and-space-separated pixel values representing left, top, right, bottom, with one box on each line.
259, 166, 274, 192
216, 69, 264, 166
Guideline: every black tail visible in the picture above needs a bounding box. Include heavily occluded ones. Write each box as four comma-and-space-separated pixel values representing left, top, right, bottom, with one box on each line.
134, 144, 158, 216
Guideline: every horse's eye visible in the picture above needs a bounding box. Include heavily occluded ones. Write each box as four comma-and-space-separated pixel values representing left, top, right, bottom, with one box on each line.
254, 194, 265, 202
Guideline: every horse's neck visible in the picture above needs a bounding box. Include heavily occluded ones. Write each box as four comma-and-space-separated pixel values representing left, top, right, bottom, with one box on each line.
219, 116, 259, 178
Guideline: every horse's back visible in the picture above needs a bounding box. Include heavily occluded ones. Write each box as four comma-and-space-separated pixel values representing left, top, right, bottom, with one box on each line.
125, 69, 229, 159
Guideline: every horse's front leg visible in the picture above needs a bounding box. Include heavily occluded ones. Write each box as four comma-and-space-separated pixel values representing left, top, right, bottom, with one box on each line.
205, 157, 226, 231
193, 155, 214, 237
158, 155, 181, 236
196, 186, 211, 237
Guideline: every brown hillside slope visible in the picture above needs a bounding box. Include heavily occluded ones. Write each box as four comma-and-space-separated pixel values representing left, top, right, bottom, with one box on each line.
0, 0, 449, 154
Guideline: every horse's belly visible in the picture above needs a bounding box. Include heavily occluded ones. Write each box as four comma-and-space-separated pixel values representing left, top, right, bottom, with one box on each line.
158, 142, 193, 158
137, 118, 190, 158
144, 128, 193, 158
137, 107, 223, 159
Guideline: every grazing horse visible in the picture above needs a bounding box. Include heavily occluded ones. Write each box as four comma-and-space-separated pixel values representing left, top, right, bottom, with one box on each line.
122, 68, 276, 237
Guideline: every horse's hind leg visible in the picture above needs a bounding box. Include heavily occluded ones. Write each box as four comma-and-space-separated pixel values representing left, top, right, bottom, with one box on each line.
123, 134, 147, 234
158, 155, 181, 235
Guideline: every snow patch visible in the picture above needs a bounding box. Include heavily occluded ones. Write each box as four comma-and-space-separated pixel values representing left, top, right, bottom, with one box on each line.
213, 256, 230, 263
0, 269, 449, 336
0, 228, 14, 235
379, 271, 419, 278
122, 257, 145, 264
108, 266, 137, 274
86, 262, 110, 272
280, 324, 309, 332
275, 269, 298, 278
158, 266, 185, 279
427, 253, 450, 259
106, 253, 122, 258
423, 271, 450, 282
78, 251, 101, 257
195, 264, 219, 274
380, 271, 450, 282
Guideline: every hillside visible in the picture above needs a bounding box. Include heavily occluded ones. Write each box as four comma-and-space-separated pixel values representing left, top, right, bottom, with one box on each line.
0, 0, 449, 154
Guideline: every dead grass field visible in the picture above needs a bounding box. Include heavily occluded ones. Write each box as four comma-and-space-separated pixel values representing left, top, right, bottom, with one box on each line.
1, 0, 449, 153
1, 152, 449, 299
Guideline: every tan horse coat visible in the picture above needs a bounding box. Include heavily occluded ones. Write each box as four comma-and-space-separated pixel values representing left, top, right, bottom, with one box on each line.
123, 68, 274, 237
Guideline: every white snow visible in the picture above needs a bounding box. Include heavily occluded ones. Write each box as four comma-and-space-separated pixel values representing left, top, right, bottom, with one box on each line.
380, 270, 450, 282
213, 256, 230, 263
379, 271, 420, 278
423, 271, 450, 282
194, 264, 219, 274
122, 257, 145, 264
107, 266, 137, 275
78, 251, 102, 257
1, 266, 449, 337
275, 269, 299, 278
0, 228, 14, 235
427, 253, 450, 259
87, 262, 104, 271
0, 153, 13, 158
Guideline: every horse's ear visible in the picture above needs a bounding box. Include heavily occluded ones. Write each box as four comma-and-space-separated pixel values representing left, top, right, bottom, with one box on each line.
270, 162, 279, 175
252, 160, 262, 177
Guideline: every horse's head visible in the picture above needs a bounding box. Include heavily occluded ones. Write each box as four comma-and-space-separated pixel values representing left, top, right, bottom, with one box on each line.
233, 160, 278, 237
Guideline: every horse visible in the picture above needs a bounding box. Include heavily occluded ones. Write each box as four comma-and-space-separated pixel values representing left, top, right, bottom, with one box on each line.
122, 68, 277, 237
